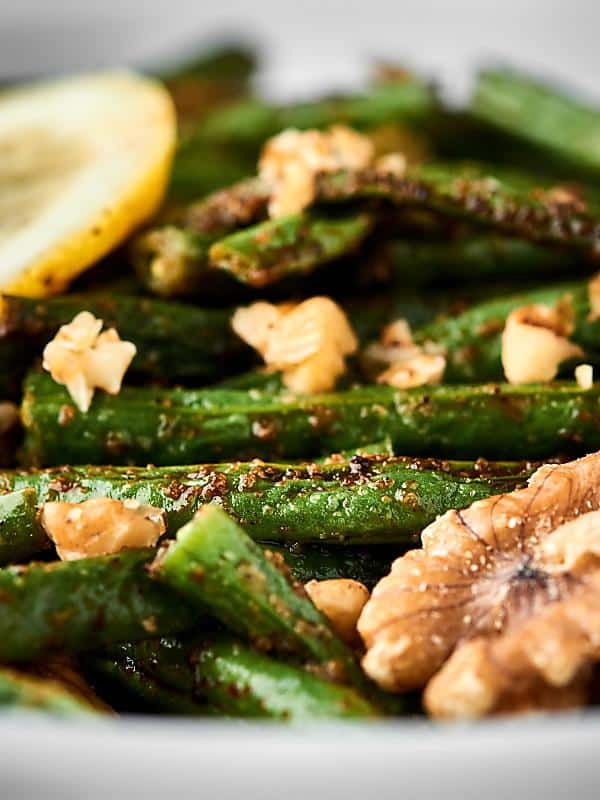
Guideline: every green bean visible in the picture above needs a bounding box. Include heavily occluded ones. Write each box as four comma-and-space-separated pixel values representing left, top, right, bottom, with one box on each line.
0, 550, 194, 662
106, 636, 379, 719
21, 370, 600, 462
152, 506, 368, 689
315, 163, 600, 254
471, 69, 600, 177
209, 212, 373, 287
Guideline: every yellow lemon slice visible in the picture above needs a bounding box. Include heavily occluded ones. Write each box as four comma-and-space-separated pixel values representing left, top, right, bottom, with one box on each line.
0, 71, 176, 297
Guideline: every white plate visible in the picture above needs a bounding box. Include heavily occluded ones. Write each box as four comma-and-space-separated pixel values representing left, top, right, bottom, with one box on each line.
0, 711, 599, 799
2, 4, 600, 798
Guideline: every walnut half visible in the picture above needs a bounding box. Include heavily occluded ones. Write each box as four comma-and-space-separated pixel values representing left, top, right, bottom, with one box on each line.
358, 451, 600, 718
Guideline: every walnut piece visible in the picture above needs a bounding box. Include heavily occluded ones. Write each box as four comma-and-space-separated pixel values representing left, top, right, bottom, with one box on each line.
364, 318, 446, 388
378, 353, 446, 389
374, 152, 407, 176
258, 126, 374, 218
542, 184, 587, 213
305, 578, 369, 645
232, 297, 358, 393
41, 497, 165, 561
230, 301, 295, 353
575, 363, 594, 390
501, 302, 582, 384
42, 312, 136, 412
358, 451, 600, 718
381, 318, 414, 348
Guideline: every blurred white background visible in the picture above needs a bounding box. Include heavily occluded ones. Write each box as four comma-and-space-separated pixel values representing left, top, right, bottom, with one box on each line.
0, 0, 599, 103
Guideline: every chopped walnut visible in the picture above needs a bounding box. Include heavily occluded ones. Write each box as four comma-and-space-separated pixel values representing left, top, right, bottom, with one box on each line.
378, 353, 446, 389
363, 318, 446, 388
381, 319, 414, 348
542, 184, 587, 213
362, 319, 419, 366
42, 312, 136, 412
230, 301, 291, 352
41, 497, 165, 561
588, 273, 600, 321
259, 126, 374, 218
575, 363, 594, 390
358, 451, 600, 718
232, 297, 358, 393
374, 152, 407, 176
501, 302, 582, 384
305, 578, 370, 645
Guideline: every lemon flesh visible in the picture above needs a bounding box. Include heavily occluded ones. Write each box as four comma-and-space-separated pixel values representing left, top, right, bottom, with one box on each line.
0, 72, 176, 297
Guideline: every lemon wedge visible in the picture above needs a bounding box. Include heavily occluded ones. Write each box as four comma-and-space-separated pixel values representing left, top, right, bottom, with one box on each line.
0, 72, 176, 297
